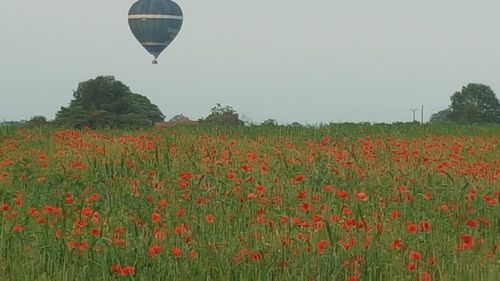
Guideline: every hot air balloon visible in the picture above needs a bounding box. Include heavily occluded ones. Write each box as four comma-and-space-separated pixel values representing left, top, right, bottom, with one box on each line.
128, 0, 183, 64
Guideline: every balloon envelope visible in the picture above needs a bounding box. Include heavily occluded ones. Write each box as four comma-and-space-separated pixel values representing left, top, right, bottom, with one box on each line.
128, 0, 183, 62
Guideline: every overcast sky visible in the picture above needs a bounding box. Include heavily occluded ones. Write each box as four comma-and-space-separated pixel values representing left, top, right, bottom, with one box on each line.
1, 0, 500, 124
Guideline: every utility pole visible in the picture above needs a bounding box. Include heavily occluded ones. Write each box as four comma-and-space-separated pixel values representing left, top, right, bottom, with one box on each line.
421, 105, 424, 124
410, 108, 418, 122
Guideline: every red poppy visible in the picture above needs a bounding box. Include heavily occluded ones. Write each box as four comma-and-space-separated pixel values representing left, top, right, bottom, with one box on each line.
312, 213, 323, 222
330, 215, 340, 222
342, 208, 351, 216
251, 251, 263, 261
420, 271, 432, 281
336, 189, 349, 199
12, 224, 23, 233
407, 223, 418, 233
240, 165, 251, 172
170, 144, 177, 156
296, 191, 307, 199
151, 212, 161, 223
176, 207, 185, 217
120, 266, 135, 276
226, 171, 236, 180
79, 241, 88, 251
188, 250, 199, 259
206, 213, 215, 223
316, 239, 328, 255
390, 210, 401, 220
280, 215, 289, 223
409, 250, 422, 261
172, 246, 182, 258
175, 224, 187, 235
148, 245, 161, 258
15, 192, 22, 207
67, 241, 78, 249
300, 202, 312, 213
81, 207, 93, 217
391, 238, 402, 250
90, 213, 100, 225
423, 192, 433, 200
323, 185, 334, 192
30, 207, 40, 216
419, 220, 431, 232
154, 227, 166, 241
483, 195, 498, 206
406, 262, 417, 271
427, 256, 435, 265
114, 226, 125, 234
0, 203, 10, 211
158, 199, 168, 208
55, 228, 62, 239
479, 217, 491, 227
180, 172, 193, 180
458, 233, 474, 251
466, 219, 477, 228
347, 275, 359, 281
146, 194, 155, 202
87, 192, 100, 203
111, 264, 121, 274
355, 192, 368, 202
294, 174, 305, 182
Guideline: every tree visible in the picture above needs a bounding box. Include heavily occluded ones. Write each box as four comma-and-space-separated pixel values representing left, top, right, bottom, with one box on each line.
129, 93, 164, 123
261, 119, 278, 126
0, 120, 26, 127
24, 116, 49, 128
429, 108, 452, 123
448, 84, 500, 123
169, 114, 191, 122
55, 76, 165, 128
200, 104, 243, 126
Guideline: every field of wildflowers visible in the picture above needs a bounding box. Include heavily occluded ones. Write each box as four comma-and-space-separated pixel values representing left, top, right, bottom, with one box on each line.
0, 124, 498, 281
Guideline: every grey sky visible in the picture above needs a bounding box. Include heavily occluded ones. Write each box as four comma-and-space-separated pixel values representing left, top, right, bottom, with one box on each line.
1, 0, 500, 124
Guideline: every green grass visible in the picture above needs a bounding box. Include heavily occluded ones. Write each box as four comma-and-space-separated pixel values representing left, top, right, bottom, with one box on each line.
0, 123, 498, 280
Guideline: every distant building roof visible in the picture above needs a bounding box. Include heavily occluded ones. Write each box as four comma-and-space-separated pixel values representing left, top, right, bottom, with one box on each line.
169, 114, 191, 122
155, 115, 198, 128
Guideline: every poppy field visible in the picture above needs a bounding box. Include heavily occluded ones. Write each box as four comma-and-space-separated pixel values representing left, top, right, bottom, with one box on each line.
0, 124, 499, 281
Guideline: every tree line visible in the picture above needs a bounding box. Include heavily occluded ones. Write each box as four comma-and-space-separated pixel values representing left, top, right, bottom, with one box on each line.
4, 77, 499, 128
430, 83, 500, 124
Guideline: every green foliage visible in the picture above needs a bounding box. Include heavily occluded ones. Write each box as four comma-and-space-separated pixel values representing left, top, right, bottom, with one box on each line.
129, 93, 165, 124
169, 114, 191, 122
433, 83, 500, 123
0, 124, 498, 280
430, 108, 452, 123
200, 103, 243, 126
261, 119, 278, 126
0, 120, 26, 127
449, 84, 500, 123
54, 76, 165, 128
24, 116, 49, 128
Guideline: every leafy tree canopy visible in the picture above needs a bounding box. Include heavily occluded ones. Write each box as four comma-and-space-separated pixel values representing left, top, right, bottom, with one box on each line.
429, 108, 452, 123
55, 76, 165, 128
261, 119, 278, 126
169, 114, 192, 122
431, 83, 500, 124
200, 103, 243, 126
24, 116, 49, 128
449, 84, 499, 123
